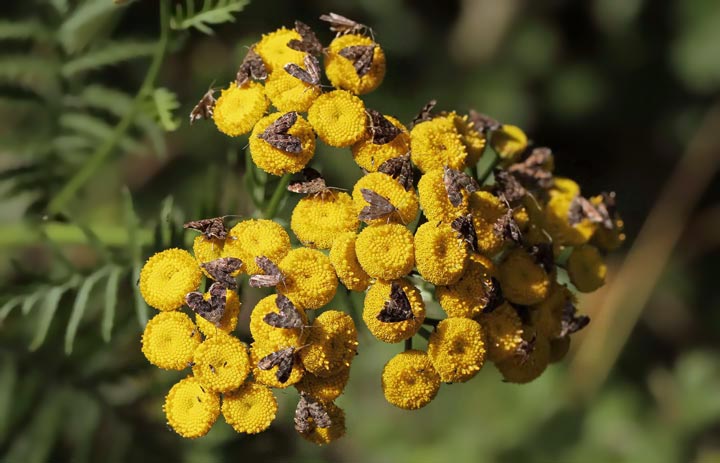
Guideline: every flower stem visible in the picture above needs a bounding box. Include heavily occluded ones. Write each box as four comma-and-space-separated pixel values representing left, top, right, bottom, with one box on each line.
422, 317, 441, 327
404, 337, 412, 351
476, 149, 499, 185
263, 173, 292, 219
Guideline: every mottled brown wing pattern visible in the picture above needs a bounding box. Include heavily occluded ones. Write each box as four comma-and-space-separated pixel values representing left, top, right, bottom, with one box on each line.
377, 281, 414, 323
257, 346, 296, 383
410, 99, 437, 128
248, 256, 286, 288
366, 108, 401, 145
358, 188, 398, 223
451, 214, 479, 253
185, 282, 226, 326
183, 216, 227, 240
339, 45, 375, 77
284, 54, 321, 86
378, 153, 413, 190
236, 46, 267, 87
189, 89, 217, 125
287, 21, 324, 56
201, 257, 242, 289
319, 12, 368, 36
294, 392, 332, 435
257, 111, 303, 153
263, 294, 304, 330
443, 166, 480, 207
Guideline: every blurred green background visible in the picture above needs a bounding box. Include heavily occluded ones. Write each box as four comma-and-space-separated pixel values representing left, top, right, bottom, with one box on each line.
1, 0, 720, 462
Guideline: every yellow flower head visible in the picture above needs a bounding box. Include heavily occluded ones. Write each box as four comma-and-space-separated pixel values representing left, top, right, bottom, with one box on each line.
250, 340, 305, 388
455, 114, 486, 166
299, 310, 358, 378
265, 68, 322, 112
363, 279, 425, 343
382, 350, 440, 410
213, 82, 269, 137
249, 294, 308, 346
436, 259, 497, 319
498, 248, 551, 305
295, 367, 350, 402
221, 381, 277, 434
553, 177, 581, 198
530, 282, 573, 339
278, 247, 338, 309
549, 336, 571, 363
249, 112, 316, 176
428, 318, 486, 383
567, 244, 606, 293
494, 331, 551, 384
222, 219, 291, 275
469, 191, 508, 256
192, 333, 250, 393
352, 172, 419, 225
291, 192, 359, 249
544, 189, 596, 246
414, 221, 468, 286
193, 235, 224, 270
410, 113, 469, 173
298, 400, 346, 445
513, 206, 531, 232
592, 216, 626, 251
324, 34, 386, 95
254, 27, 305, 73
351, 115, 410, 172
478, 302, 524, 363
141, 311, 200, 370
195, 288, 241, 337
164, 376, 220, 439
307, 90, 366, 147
139, 248, 202, 311
491, 124, 528, 163
417, 169, 469, 223
329, 231, 371, 292
355, 224, 415, 280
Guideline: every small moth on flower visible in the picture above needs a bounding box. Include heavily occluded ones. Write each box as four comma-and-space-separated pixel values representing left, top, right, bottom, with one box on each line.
185, 282, 227, 327
365, 109, 401, 145
257, 111, 303, 153
189, 88, 217, 124
287, 21, 324, 56
235, 46, 268, 87
183, 216, 228, 240
377, 281, 414, 323
284, 54, 322, 87
263, 294, 304, 330
410, 99, 437, 127
249, 256, 286, 288
378, 153, 413, 191
320, 12, 371, 37
443, 166, 480, 207
294, 392, 332, 434
339, 45, 375, 77
257, 346, 296, 383
201, 257, 243, 289
358, 188, 400, 223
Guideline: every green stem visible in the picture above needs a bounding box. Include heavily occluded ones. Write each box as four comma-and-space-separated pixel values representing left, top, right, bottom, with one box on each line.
422, 317, 441, 327
263, 174, 292, 219
476, 149, 499, 185
47, 0, 172, 214
404, 337, 412, 351
417, 327, 432, 340
0, 223, 153, 248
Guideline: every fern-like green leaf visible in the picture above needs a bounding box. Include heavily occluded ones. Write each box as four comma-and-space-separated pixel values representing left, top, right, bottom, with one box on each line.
123, 188, 148, 327
65, 267, 111, 354
171, 0, 250, 35
62, 41, 156, 77
58, 0, 121, 53
59, 113, 141, 153
29, 276, 80, 351
0, 296, 22, 322
0, 56, 61, 98
21, 290, 45, 316
151, 87, 180, 131
102, 266, 122, 342
0, 20, 51, 42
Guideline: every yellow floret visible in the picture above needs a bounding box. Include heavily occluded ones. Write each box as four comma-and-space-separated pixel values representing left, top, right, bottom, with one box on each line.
222, 219, 291, 275
567, 244, 607, 292
299, 310, 358, 378
193, 236, 225, 278
250, 340, 305, 388
195, 288, 241, 337
410, 113, 469, 173
164, 376, 220, 439
363, 279, 425, 343
254, 27, 305, 73
139, 248, 202, 311
192, 333, 250, 393
417, 169, 469, 223
278, 248, 338, 309
265, 69, 322, 112
351, 115, 410, 171
414, 221, 468, 286
478, 302, 524, 363
221, 382, 277, 434
307, 90, 366, 147
213, 82, 268, 137
498, 248, 551, 305
249, 294, 308, 346
494, 331, 551, 383
381, 350, 440, 410
249, 112, 316, 176
468, 191, 508, 257
355, 224, 415, 280
491, 124, 528, 163
513, 206, 531, 232
530, 282, 573, 339
543, 188, 596, 246
291, 192, 359, 249
436, 259, 496, 319
352, 172, 419, 225
428, 318, 486, 383
294, 368, 350, 402
455, 114, 487, 165
141, 311, 200, 370
324, 34, 386, 95
329, 232, 371, 292
298, 401, 346, 445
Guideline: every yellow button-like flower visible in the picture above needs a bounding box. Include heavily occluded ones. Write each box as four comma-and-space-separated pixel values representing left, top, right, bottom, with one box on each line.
250, 340, 305, 388
498, 248, 551, 305
324, 34, 386, 95
141, 311, 200, 370
265, 69, 322, 112
530, 282, 573, 339
351, 115, 410, 171
428, 318, 486, 383
410, 113, 469, 173
254, 27, 305, 73
543, 189, 596, 246
192, 333, 250, 393
249, 112, 316, 176
414, 221, 468, 286
478, 302, 524, 363
352, 172, 418, 226
192, 236, 225, 278
494, 331, 551, 383
329, 231, 371, 292
291, 192, 359, 249
553, 177, 581, 198
417, 169, 469, 223
277, 247, 338, 309
139, 248, 202, 311
195, 288, 241, 337
222, 219, 291, 275
307, 90, 366, 147
455, 114, 486, 166
363, 279, 425, 343
298, 401, 346, 445
436, 259, 496, 319
381, 350, 440, 410
221, 381, 277, 434
567, 244, 606, 292
299, 310, 358, 378
469, 191, 508, 257
164, 376, 220, 439
249, 294, 308, 346
295, 367, 350, 402
491, 124, 527, 163
213, 82, 269, 137
355, 224, 415, 280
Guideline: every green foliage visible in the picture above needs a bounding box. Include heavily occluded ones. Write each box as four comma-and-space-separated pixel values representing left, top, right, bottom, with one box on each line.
171, 0, 250, 34
152, 87, 182, 131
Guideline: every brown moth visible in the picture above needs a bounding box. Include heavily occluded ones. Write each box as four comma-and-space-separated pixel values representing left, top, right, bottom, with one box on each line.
183, 216, 227, 240
358, 188, 398, 223
410, 99, 437, 128
377, 281, 414, 323
493, 170, 527, 204
559, 300, 590, 337
248, 256, 286, 288
493, 208, 523, 244
339, 44, 375, 77
287, 21, 324, 56
506, 147, 554, 190
366, 108, 401, 145
514, 334, 537, 365
284, 54, 322, 87
568, 195, 605, 227
468, 110, 500, 133
319, 12, 370, 37
235, 46, 267, 87
451, 214, 479, 253
294, 392, 332, 435
257, 111, 302, 153
201, 257, 243, 289
593, 191, 617, 230
189, 88, 217, 125
287, 167, 337, 197
257, 346, 295, 383
528, 242, 555, 274
443, 166, 480, 207
378, 153, 413, 191
185, 282, 227, 327
263, 294, 304, 330
481, 277, 504, 313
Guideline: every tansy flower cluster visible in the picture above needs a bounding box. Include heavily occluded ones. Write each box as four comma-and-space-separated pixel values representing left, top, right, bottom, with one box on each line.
141, 13, 625, 444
